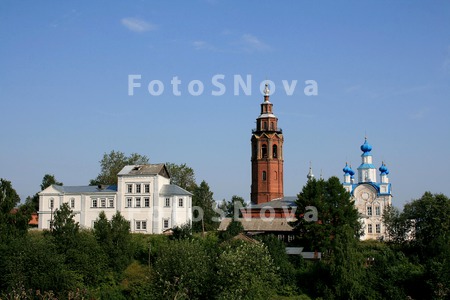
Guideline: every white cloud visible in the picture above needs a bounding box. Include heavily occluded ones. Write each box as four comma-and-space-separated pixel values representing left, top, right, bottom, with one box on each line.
240, 34, 271, 52
121, 18, 157, 32
192, 40, 216, 51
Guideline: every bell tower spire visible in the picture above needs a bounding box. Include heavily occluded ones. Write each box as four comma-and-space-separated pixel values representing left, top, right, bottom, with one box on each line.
251, 83, 284, 204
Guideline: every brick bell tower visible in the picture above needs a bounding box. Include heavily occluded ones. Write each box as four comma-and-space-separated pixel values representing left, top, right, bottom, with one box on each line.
251, 83, 284, 204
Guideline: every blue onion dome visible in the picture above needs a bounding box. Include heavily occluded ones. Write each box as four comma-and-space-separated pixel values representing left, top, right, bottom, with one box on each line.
360, 137, 372, 153
348, 166, 355, 177
343, 163, 351, 174
379, 162, 389, 175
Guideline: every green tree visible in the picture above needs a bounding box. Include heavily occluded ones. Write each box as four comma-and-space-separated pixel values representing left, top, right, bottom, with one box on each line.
0, 232, 81, 296
94, 211, 133, 273
192, 180, 220, 233
292, 176, 361, 254
218, 195, 247, 218
0, 178, 30, 240
154, 239, 214, 299
382, 204, 411, 244
90, 150, 149, 185
171, 222, 193, 240
40, 174, 63, 190
120, 261, 154, 299
220, 219, 244, 241
328, 225, 366, 299
165, 162, 197, 192
51, 202, 80, 251
401, 192, 450, 298
26, 174, 63, 212
65, 230, 110, 287
216, 242, 280, 299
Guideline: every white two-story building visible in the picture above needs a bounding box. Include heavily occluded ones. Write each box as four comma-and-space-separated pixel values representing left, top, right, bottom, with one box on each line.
38, 164, 192, 234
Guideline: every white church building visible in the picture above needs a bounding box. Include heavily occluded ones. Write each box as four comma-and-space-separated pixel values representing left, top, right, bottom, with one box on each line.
38, 164, 192, 234
342, 138, 392, 240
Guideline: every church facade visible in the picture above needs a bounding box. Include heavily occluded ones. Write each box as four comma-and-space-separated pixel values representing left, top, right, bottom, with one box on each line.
342, 138, 393, 240
38, 163, 192, 234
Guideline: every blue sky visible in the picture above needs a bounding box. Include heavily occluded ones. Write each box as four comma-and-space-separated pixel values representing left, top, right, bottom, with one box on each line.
1, 1, 449, 208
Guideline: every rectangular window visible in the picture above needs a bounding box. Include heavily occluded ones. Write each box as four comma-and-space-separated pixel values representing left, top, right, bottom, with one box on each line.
178, 198, 183, 207
144, 197, 150, 207
127, 184, 133, 193
101, 198, 106, 208
135, 197, 141, 208
70, 199, 75, 208
375, 206, 380, 216
109, 198, 114, 208
126, 197, 132, 208
367, 206, 372, 216
136, 221, 147, 231
136, 184, 141, 193
368, 224, 372, 234
163, 219, 169, 229
165, 198, 170, 207
92, 198, 98, 208
376, 224, 381, 234
144, 184, 150, 193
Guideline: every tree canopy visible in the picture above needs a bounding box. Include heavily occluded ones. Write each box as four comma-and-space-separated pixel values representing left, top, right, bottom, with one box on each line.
192, 180, 220, 233
90, 150, 149, 185
165, 162, 197, 192
26, 174, 63, 212
292, 176, 361, 253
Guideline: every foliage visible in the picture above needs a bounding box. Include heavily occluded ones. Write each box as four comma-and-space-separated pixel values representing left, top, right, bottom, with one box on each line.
166, 162, 197, 192
90, 150, 149, 185
171, 222, 193, 240
120, 261, 154, 299
216, 241, 280, 299
154, 239, 214, 299
292, 176, 361, 253
40, 174, 63, 190
0, 178, 29, 240
383, 192, 450, 299
257, 234, 299, 294
220, 219, 244, 241
26, 174, 63, 212
65, 230, 110, 286
218, 195, 247, 218
382, 204, 411, 243
192, 180, 220, 233
51, 202, 80, 251
94, 211, 133, 273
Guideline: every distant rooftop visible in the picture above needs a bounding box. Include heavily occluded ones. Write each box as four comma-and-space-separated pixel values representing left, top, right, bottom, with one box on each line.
118, 164, 170, 178
160, 184, 193, 196
46, 184, 117, 194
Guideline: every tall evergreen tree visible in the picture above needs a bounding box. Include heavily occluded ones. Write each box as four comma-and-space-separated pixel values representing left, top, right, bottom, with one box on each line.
51, 202, 80, 251
292, 176, 361, 254
192, 180, 219, 233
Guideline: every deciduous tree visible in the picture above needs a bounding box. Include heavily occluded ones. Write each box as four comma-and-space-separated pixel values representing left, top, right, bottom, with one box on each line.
90, 151, 149, 185
165, 162, 197, 192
